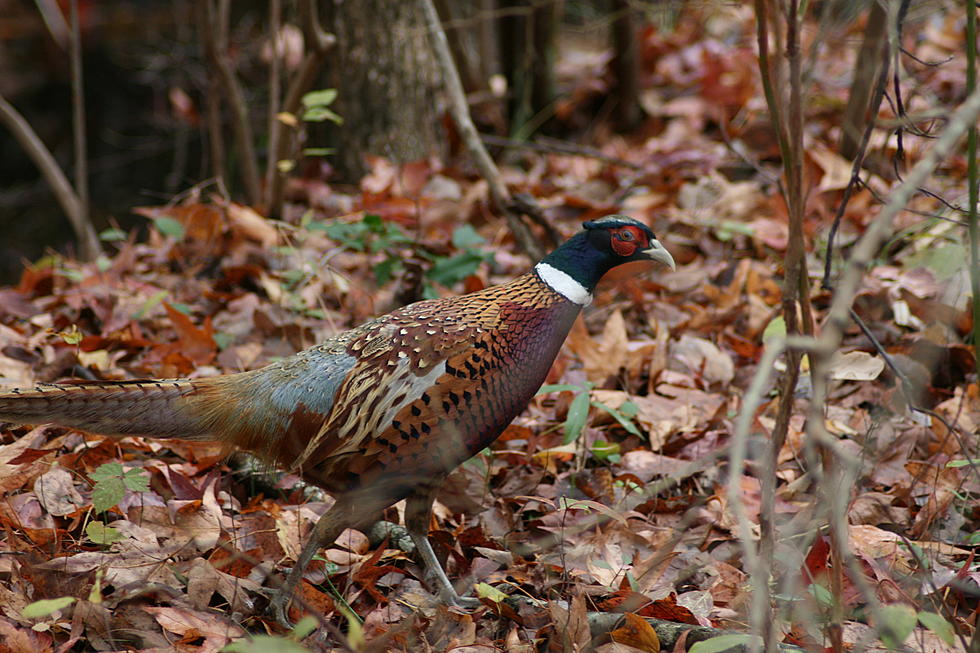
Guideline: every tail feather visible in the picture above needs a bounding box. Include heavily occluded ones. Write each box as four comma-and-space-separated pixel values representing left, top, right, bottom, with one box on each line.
0, 380, 216, 440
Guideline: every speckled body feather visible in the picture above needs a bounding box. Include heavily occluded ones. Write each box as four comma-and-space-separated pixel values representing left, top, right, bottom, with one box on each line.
187, 271, 581, 499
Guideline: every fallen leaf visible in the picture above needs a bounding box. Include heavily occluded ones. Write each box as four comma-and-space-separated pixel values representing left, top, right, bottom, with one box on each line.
611, 613, 661, 652
828, 351, 885, 381
34, 466, 84, 516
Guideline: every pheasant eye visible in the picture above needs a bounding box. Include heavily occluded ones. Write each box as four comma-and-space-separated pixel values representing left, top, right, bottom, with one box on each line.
618, 229, 635, 241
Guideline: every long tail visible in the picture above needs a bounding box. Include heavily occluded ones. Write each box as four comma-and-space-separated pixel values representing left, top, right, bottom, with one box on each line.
0, 380, 218, 440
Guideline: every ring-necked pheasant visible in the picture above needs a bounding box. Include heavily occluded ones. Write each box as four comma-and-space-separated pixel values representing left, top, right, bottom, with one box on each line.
0, 215, 674, 625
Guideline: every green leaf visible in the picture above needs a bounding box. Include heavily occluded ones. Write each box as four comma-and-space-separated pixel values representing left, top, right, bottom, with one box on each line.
213, 332, 235, 351
339, 605, 364, 648
689, 634, 758, 653
808, 582, 833, 607
762, 315, 786, 343
362, 214, 384, 231
99, 228, 127, 242
904, 242, 966, 280
302, 106, 343, 124
133, 289, 169, 319
152, 216, 186, 239
22, 596, 77, 619
537, 383, 583, 394
90, 462, 149, 512
291, 616, 318, 641
302, 147, 335, 157
426, 251, 486, 287
223, 636, 312, 653
564, 390, 591, 443
451, 224, 485, 248
877, 604, 917, 649
475, 582, 507, 602
591, 440, 621, 462
618, 400, 639, 417
373, 257, 402, 285
917, 611, 955, 645
86, 520, 124, 545
58, 267, 84, 282
60, 326, 83, 345
592, 400, 642, 436
946, 458, 980, 468
301, 88, 338, 107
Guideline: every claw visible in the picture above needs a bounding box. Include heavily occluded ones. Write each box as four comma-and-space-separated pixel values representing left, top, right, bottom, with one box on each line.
267, 592, 295, 629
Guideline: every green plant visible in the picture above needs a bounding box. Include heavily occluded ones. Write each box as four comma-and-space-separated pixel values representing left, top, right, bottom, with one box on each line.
222, 615, 317, 652
299, 88, 342, 159
537, 382, 641, 446
309, 214, 493, 295
90, 462, 150, 513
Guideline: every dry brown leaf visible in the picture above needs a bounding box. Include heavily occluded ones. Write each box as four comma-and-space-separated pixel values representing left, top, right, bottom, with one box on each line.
225, 202, 280, 247
548, 594, 592, 652
808, 146, 853, 192
611, 613, 661, 652
33, 466, 84, 517
828, 351, 885, 381
145, 605, 245, 652
566, 311, 630, 383
670, 335, 734, 385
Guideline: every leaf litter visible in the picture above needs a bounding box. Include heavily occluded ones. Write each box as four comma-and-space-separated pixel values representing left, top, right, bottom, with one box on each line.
0, 4, 977, 650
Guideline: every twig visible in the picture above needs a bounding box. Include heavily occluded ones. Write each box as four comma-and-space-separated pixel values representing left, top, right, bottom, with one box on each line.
752, 1, 812, 650
69, 0, 93, 260
822, 1, 902, 290
267, 0, 336, 218
0, 94, 99, 260
848, 307, 980, 488
856, 177, 965, 225
966, 0, 979, 379
264, 0, 282, 213
421, 0, 553, 260
813, 83, 980, 385
900, 46, 954, 67
202, 0, 262, 207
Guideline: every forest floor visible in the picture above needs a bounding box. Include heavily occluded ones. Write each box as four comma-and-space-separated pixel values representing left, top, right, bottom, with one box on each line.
0, 4, 978, 652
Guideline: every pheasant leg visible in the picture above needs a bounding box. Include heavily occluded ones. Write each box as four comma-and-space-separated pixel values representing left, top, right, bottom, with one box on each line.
405, 488, 480, 608
268, 494, 381, 627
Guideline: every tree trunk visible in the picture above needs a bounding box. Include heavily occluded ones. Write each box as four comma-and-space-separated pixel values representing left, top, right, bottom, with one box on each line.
324, 0, 446, 181
610, 0, 641, 131
498, 0, 561, 137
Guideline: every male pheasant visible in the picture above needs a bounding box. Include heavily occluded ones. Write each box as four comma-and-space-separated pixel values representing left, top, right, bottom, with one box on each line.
0, 215, 674, 624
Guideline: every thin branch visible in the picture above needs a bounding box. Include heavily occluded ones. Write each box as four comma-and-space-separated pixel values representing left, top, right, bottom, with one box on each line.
264, 0, 282, 212
69, 0, 88, 225
816, 84, 980, 359
966, 0, 979, 379
823, 1, 902, 290
0, 94, 99, 260
202, 0, 262, 206
268, 0, 336, 218
421, 0, 552, 260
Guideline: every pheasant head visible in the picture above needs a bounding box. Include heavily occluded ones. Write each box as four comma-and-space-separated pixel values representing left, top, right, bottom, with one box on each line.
534, 215, 676, 305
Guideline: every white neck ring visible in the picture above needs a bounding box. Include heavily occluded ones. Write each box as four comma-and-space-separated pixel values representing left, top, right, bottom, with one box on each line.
534, 262, 592, 306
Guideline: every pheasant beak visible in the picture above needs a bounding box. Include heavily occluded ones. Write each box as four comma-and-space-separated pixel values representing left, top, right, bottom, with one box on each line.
643, 238, 676, 271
